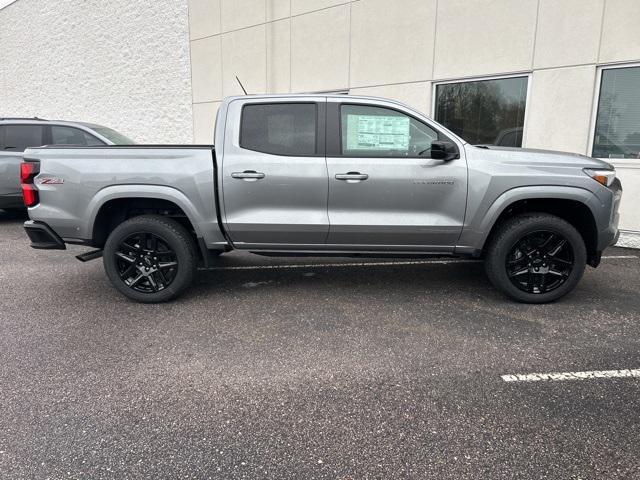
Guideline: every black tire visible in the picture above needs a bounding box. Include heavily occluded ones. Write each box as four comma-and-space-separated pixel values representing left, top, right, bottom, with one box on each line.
485, 213, 587, 303
103, 215, 197, 303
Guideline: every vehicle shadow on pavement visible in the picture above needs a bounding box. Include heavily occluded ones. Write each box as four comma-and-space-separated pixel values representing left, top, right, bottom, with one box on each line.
0, 209, 28, 224
193, 261, 495, 301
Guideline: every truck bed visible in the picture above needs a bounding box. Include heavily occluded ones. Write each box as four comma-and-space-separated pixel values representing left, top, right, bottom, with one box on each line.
23, 145, 226, 247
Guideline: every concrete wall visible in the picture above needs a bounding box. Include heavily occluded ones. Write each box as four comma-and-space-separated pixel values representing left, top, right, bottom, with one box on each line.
1, 0, 638, 240
186, 0, 640, 154
188, 0, 640, 240
0, 0, 193, 143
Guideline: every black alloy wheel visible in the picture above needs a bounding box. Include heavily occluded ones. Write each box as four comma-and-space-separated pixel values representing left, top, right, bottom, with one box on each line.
103, 215, 197, 303
115, 232, 178, 293
484, 213, 587, 303
506, 230, 574, 294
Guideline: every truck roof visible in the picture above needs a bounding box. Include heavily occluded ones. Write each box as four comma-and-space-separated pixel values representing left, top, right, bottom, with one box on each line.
221, 93, 395, 102
218, 93, 434, 122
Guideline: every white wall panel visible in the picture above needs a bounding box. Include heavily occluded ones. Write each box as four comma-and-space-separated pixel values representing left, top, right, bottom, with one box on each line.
349, 82, 432, 117
433, 0, 537, 79
525, 66, 596, 155
0, 0, 193, 143
350, 0, 436, 88
533, 0, 604, 69
291, 5, 350, 92
600, 0, 640, 63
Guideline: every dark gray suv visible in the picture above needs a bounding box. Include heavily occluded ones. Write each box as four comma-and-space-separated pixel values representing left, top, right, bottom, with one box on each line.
0, 118, 133, 211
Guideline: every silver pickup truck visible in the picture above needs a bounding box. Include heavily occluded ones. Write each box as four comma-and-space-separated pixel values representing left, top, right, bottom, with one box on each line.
21, 94, 621, 303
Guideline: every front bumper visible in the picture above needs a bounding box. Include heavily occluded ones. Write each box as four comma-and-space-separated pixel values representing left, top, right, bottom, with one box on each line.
597, 177, 622, 250
24, 221, 66, 250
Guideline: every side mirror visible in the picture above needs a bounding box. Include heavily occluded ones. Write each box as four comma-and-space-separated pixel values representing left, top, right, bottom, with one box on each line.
430, 140, 459, 161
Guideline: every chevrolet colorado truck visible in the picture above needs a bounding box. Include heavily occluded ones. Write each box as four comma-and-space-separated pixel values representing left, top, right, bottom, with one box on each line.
21, 95, 621, 303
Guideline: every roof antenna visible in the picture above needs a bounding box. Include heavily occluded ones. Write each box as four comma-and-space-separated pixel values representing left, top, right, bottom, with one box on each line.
236, 76, 248, 95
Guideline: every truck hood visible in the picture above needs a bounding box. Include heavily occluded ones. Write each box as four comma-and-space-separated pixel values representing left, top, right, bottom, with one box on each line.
470, 145, 614, 170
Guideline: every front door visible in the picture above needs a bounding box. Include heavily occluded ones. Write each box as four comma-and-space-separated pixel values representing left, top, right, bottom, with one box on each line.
222, 100, 329, 248
325, 102, 467, 250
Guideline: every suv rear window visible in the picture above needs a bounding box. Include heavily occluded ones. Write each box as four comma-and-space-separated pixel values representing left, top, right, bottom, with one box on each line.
51, 126, 104, 146
240, 103, 317, 156
0, 125, 45, 152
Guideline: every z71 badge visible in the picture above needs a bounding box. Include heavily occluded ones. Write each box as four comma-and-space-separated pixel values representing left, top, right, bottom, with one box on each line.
37, 177, 64, 185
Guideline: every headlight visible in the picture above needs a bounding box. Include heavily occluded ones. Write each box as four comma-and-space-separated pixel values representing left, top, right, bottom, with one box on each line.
583, 168, 616, 187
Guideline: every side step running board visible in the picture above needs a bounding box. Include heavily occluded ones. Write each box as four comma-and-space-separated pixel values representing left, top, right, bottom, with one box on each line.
76, 249, 103, 262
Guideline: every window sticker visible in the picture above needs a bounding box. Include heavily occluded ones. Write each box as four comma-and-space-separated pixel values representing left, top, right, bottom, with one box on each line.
346, 114, 410, 151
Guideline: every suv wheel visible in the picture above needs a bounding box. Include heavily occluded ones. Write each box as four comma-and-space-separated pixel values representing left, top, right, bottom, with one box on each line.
485, 214, 587, 303
103, 215, 197, 303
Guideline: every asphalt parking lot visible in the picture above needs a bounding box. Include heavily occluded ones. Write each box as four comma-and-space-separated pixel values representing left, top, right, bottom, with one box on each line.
1, 210, 639, 479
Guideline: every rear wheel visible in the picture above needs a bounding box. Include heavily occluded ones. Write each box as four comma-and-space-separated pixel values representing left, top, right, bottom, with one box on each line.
485, 214, 587, 303
103, 215, 197, 303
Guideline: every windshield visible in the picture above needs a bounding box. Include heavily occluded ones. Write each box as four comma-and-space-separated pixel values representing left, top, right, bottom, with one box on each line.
89, 126, 136, 145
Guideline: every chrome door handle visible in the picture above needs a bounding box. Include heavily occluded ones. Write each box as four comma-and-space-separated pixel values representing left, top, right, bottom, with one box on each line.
231, 170, 265, 181
335, 172, 369, 181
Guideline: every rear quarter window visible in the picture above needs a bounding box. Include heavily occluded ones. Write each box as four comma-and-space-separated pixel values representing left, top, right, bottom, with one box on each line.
51, 126, 104, 146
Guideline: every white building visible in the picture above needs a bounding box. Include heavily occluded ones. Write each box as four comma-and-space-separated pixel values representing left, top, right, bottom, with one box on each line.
1, 0, 639, 245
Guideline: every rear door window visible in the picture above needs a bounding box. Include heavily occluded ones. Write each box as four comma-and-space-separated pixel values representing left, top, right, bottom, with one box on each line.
51, 126, 104, 146
1, 125, 45, 152
240, 103, 317, 156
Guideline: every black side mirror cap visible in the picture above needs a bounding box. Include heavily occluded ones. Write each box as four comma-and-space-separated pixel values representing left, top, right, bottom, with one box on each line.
430, 140, 459, 161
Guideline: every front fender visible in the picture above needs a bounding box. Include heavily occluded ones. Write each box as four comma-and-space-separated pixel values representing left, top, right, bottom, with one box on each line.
456, 185, 603, 253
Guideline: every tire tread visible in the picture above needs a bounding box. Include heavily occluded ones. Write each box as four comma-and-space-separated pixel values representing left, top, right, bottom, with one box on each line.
103, 215, 197, 303
485, 213, 586, 303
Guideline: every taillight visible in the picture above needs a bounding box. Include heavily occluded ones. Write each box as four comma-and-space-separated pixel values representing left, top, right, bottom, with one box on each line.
20, 161, 40, 207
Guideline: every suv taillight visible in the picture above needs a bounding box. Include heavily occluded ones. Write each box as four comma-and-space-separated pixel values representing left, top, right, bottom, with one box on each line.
20, 161, 40, 207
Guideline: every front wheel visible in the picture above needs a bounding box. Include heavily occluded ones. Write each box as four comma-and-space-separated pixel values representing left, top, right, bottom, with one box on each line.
103, 215, 197, 303
485, 214, 587, 303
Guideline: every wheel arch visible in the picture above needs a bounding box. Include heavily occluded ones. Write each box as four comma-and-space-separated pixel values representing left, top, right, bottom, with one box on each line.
459, 186, 601, 264
88, 186, 203, 248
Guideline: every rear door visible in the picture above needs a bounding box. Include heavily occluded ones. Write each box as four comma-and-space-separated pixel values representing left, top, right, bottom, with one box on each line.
0, 124, 45, 196
221, 98, 329, 248
325, 100, 468, 250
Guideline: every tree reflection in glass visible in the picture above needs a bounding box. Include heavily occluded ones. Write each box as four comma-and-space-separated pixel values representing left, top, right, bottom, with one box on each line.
435, 77, 528, 147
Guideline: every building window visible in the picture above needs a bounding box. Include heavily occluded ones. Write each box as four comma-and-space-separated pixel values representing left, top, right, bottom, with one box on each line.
434, 76, 528, 146
593, 66, 640, 159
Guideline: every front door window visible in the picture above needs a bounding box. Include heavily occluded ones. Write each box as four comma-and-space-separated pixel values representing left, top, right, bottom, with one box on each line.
340, 104, 441, 158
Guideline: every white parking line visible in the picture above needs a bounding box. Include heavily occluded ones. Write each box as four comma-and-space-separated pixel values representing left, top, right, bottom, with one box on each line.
207, 255, 637, 271
502, 369, 640, 382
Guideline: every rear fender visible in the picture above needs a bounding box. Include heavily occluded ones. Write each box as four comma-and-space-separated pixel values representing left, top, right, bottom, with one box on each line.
87, 185, 227, 247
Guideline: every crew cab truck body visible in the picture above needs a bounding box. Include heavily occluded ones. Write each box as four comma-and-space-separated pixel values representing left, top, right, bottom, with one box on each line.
22, 95, 621, 303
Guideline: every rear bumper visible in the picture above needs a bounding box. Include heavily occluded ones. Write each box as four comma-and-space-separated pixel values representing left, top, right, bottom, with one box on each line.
24, 221, 66, 250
